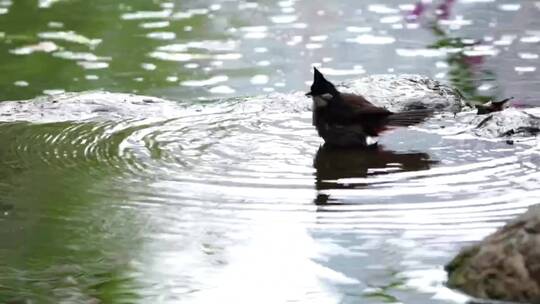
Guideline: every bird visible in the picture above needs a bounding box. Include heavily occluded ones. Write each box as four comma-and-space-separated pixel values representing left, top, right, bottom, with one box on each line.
475, 97, 513, 115
306, 67, 433, 147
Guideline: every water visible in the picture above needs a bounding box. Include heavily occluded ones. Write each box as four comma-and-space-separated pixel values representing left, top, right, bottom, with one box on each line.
1, 0, 540, 303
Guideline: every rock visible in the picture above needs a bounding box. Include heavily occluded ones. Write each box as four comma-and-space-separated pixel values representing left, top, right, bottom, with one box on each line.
341, 74, 464, 113
0, 91, 182, 123
473, 110, 540, 138
446, 206, 540, 303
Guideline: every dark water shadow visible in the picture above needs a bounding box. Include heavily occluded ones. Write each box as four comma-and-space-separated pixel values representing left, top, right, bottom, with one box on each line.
313, 144, 435, 205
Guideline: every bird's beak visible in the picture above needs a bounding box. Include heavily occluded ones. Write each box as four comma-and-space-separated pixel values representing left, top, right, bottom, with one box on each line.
305, 92, 312, 97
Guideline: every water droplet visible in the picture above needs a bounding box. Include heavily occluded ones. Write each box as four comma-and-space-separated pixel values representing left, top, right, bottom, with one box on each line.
518, 53, 539, 59
494, 34, 516, 46
238, 2, 258, 10
250, 75, 269, 85
121, 10, 172, 20
347, 34, 396, 45
181, 75, 228, 87
43, 89, 65, 95
48, 21, 63, 28
77, 61, 109, 70
477, 83, 493, 91
141, 63, 156, 71
306, 43, 322, 49
282, 7, 295, 14
435, 72, 446, 78
368, 4, 398, 14
147, 32, 176, 40
498, 4, 520, 11
271, 15, 297, 24
435, 61, 449, 68
381, 16, 402, 24
515, 66, 536, 73
209, 85, 235, 94
309, 35, 327, 42
150, 52, 194, 62
39, 31, 101, 46
140, 21, 170, 29
10, 41, 58, 55
521, 36, 540, 43
160, 2, 174, 9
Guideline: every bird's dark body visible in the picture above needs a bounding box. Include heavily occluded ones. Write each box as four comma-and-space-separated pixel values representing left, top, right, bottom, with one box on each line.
475, 97, 513, 115
307, 68, 433, 147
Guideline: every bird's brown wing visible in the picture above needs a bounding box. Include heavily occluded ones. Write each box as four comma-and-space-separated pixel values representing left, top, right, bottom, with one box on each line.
340, 93, 392, 116
341, 93, 376, 107
336, 93, 393, 136
334, 93, 432, 136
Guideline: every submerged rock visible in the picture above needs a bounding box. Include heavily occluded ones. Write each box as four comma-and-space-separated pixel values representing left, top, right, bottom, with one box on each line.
446, 206, 540, 303
471, 108, 540, 137
441, 108, 540, 139
472, 108, 540, 138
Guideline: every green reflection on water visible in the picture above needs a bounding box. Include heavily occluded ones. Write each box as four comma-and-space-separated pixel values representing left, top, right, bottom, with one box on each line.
0, 0, 222, 101
0, 122, 146, 303
427, 19, 499, 104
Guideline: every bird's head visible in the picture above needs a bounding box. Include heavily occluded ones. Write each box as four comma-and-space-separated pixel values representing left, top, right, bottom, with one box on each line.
306, 67, 339, 108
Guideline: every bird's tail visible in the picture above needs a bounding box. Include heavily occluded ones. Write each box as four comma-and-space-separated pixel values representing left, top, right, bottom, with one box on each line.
386, 109, 433, 127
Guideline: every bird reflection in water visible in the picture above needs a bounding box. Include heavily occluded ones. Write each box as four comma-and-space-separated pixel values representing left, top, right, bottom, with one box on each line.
313, 144, 435, 204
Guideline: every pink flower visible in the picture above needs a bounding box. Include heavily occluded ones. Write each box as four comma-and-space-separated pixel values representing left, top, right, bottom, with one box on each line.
463, 55, 484, 67
436, 0, 456, 19
407, 1, 427, 21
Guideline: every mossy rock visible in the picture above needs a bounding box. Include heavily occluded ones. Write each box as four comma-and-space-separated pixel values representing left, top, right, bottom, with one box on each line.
446, 206, 540, 303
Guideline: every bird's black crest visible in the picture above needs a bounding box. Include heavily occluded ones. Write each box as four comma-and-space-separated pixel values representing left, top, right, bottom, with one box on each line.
307, 67, 339, 97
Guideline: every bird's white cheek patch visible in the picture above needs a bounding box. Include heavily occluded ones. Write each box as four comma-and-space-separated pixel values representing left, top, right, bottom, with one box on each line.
313, 96, 329, 108
366, 136, 379, 146
321, 93, 333, 100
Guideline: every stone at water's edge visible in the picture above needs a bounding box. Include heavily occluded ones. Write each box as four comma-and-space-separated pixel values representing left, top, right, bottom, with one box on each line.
446, 205, 540, 303
341, 74, 464, 112
0, 91, 182, 123
466, 108, 540, 138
